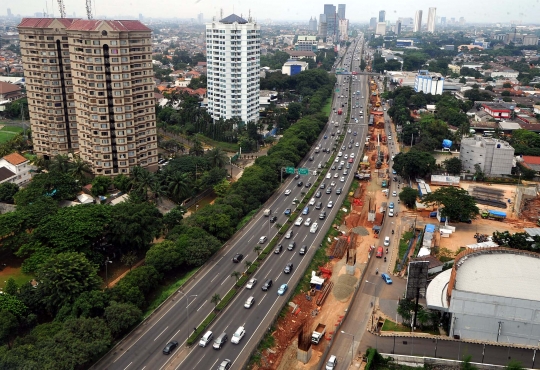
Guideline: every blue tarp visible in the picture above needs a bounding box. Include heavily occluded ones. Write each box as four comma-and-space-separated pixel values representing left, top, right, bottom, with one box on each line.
489, 210, 507, 217
442, 139, 453, 148
425, 224, 436, 233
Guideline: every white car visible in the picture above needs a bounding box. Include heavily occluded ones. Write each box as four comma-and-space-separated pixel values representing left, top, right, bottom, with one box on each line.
355, 142, 359, 147
309, 198, 316, 206
246, 278, 257, 289
392, 191, 397, 197
326, 173, 332, 179
327, 201, 333, 208
384, 236, 390, 246
244, 296, 255, 308
295, 217, 304, 226
304, 218, 312, 226
284, 189, 291, 196
388, 209, 394, 217
347, 128, 352, 133
231, 326, 245, 344
338, 151, 343, 157
333, 173, 339, 178
340, 176, 345, 182
344, 154, 349, 159
310, 222, 319, 233
350, 153, 355, 158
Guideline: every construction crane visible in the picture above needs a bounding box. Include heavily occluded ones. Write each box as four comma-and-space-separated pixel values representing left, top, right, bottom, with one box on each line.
57, 0, 66, 18
86, 0, 93, 19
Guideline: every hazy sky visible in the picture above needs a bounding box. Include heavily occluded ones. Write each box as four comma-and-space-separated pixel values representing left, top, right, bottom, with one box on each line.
4, 0, 540, 24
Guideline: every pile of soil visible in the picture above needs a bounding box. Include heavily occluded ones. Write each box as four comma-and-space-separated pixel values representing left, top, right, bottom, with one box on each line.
332, 274, 358, 301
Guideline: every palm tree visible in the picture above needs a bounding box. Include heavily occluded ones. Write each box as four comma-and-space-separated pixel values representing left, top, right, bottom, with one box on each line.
48, 154, 71, 173
206, 147, 229, 168
230, 271, 242, 282
211, 293, 221, 308
190, 137, 204, 156
30, 155, 48, 171
68, 155, 92, 182
150, 179, 167, 204
131, 166, 155, 200
416, 307, 430, 330
244, 260, 252, 270
120, 251, 138, 271
253, 245, 262, 256
167, 172, 191, 202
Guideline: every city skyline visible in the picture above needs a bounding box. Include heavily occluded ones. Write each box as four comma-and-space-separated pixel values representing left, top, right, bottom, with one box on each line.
3, 0, 540, 24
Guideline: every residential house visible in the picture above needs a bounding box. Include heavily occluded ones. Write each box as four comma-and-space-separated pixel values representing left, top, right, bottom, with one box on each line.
0, 81, 24, 102
0, 152, 33, 185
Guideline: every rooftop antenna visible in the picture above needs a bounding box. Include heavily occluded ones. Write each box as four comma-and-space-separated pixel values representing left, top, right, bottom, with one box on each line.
248, 9, 251, 22
86, 0, 93, 19
220, 8, 223, 20
57, 0, 66, 18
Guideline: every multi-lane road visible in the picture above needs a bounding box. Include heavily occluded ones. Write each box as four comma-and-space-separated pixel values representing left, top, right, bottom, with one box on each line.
94, 36, 368, 370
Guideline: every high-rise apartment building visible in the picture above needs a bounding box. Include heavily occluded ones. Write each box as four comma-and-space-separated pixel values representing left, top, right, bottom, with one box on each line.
324, 4, 337, 39
318, 14, 327, 37
441, 17, 447, 27
198, 13, 204, 24
7, 9, 12, 18
308, 17, 318, 32
396, 20, 402, 35
206, 14, 260, 123
18, 18, 158, 175
414, 10, 423, 33
337, 4, 346, 20
427, 7, 437, 33
369, 17, 377, 30
378, 10, 386, 23
339, 19, 349, 40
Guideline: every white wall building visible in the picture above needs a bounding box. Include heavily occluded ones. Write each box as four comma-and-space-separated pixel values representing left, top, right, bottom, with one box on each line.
282, 60, 309, 76
206, 14, 260, 123
427, 7, 436, 33
414, 70, 444, 95
414, 10, 423, 32
0, 153, 33, 185
375, 22, 386, 36
460, 136, 515, 175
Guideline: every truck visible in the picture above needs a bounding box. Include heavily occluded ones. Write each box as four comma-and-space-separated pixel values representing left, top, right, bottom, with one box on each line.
263, 208, 271, 217
337, 109, 343, 115
311, 323, 326, 344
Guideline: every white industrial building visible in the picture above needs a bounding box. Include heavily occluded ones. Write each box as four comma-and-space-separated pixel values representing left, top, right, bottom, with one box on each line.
282, 60, 309, 76
206, 14, 260, 123
375, 22, 386, 36
427, 248, 540, 346
460, 136, 515, 175
414, 70, 444, 95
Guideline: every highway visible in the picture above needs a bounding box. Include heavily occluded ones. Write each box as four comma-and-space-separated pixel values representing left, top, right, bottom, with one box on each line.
94, 36, 367, 370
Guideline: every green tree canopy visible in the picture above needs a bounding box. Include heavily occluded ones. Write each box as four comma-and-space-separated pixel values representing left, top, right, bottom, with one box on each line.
392, 150, 437, 180
399, 187, 419, 209
422, 187, 479, 222
443, 157, 463, 175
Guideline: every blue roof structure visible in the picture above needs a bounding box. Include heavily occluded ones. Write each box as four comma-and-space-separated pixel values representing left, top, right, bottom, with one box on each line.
425, 224, 436, 233
220, 14, 248, 24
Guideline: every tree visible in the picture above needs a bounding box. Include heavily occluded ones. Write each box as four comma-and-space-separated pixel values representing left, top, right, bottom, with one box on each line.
422, 187, 479, 222
36, 252, 102, 314
474, 163, 486, 181
211, 293, 221, 308
113, 173, 132, 193
145, 240, 183, 273
91, 176, 112, 196
68, 155, 92, 182
253, 245, 262, 256
205, 147, 229, 168
166, 172, 192, 202
0, 310, 19, 348
104, 301, 142, 337
213, 179, 230, 198
501, 90, 511, 96
461, 355, 478, 370
505, 360, 525, 370
244, 260, 252, 270
0, 182, 19, 203
397, 298, 414, 325
443, 157, 462, 175
130, 166, 155, 200
392, 151, 437, 180
120, 251, 138, 271
190, 138, 205, 156
162, 206, 186, 232
230, 271, 241, 282
3, 278, 18, 296
176, 227, 222, 266
503, 82, 512, 88
399, 187, 419, 209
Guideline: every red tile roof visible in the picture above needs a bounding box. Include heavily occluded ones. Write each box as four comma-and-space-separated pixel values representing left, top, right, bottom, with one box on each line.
2, 152, 28, 166
67, 20, 150, 32
0, 81, 22, 94
18, 18, 79, 29
522, 156, 540, 165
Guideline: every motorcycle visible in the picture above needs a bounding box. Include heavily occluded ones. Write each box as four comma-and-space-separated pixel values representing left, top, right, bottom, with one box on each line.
384, 257, 387, 262
392, 229, 394, 235
375, 268, 379, 275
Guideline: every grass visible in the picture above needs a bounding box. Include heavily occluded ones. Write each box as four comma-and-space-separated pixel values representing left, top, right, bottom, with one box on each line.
236, 208, 261, 231
397, 231, 414, 261
143, 267, 199, 318
0, 125, 23, 143
1, 126, 24, 133
321, 98, 332, 115
381, 319, 410, 332
197, 134, 240, 153
0, 268, 34, 290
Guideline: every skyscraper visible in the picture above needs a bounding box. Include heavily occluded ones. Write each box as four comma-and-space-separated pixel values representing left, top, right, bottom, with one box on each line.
369, 17, 377, 30
337, 4, 346, 20
427, 7, 437, 33
441, 17, 447, 27
7, 8, 12, 18
414, 10, 423, 33
198, 13, 204, 24
19, 18, 158, 174
318, 14, 327, 37
379, 10, 386, 23
309, 17, 318, 32
206, 14, 260, 123
396, 20, 402, 35
324, 4, 337, 39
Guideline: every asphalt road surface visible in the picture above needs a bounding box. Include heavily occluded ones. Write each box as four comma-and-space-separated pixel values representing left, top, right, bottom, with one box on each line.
94, 36, 369, 370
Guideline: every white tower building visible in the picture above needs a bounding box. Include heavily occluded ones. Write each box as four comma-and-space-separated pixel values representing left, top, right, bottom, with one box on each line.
414, 10, 423, 33
206, 14, 260, 123
427, 8, 437, 33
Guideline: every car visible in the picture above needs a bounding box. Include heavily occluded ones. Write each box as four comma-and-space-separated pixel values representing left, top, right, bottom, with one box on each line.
347, 128, 352, 133
287, 241, 296, 251
304, 218, 312, 226
315, 191, 322, 198
199, 331, 213, 347
283, 262, 293, 274
295, 217, 303, 226
292, 197, 298, 204
388, 209, 394, 217
341, 145, 346, 150
262, 279, 273, 291
232, 254, 243, 263
382, 273, 393, 284
338, 151, 342, 157
330, 181, 336, 187
348, 158, 354, 163
274, 244, 283, 254
320, 183, 326, 189
344, 154, 348, 159
294, 174, 300, 179
389, 202, 394, 209
331, 165, 336, 170
285, 230, 293, 239
246, 278, 257, 289
392, 191, 397, 197
388, 135, 392, 140
309, 156, 314, 161
348, 144, 352, 149
277, 283, 288, 296
297, 181, 303, 187
305, 182, 312, 188
340, 176, 345, 182
324, 135, 327, 139
326, 173, 331, 179
384, 236, 390, 246
309, 198, 316, 206
343, 170, 348, 175
337, 165, 343, 171
353, 131, 357, 136
218, 359, 232, 370
327, 201, 333, 208
326, 355, 338, 370
259, 236, 267, 244
319, 211, 327, 219
299, 245, 308, 255
231, 326, 245, 344
213, 332, 228, 349
355, 142, 359, 147
333, 173, 339, 178
336, 188, 342, 195
284, 208, 291, 215
350, 153, 355, 158
270, 215, 277, 223
326, 187, 332, 194
163, 340, 179, 355
310, 223, 319, 233
284, 189, 291, 196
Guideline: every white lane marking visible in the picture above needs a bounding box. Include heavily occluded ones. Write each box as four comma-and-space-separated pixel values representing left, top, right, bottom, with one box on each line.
258, 295, 266, 306
220, 277, 229, 286
264, 270, 272, 280
153, 326, 169, 342
197, 300, 207, 312
289, 254, 294, 261
123, 363, 132, 370
210, 274, 219, 283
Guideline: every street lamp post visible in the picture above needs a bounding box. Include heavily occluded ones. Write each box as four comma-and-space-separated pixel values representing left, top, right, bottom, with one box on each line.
186, 294, 198, 341
341, 330, 355, 366
104, 257, 112, 288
